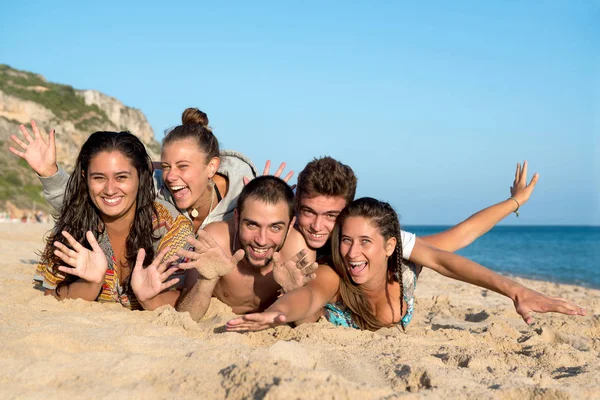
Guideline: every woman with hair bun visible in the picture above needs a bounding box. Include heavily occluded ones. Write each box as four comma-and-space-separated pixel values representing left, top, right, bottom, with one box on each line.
156, 108, 258, 232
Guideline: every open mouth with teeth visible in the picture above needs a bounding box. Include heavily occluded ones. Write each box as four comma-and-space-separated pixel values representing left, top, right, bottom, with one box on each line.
247, 245, 272, 260
347, 261, 368, 276
102, 197, 123, 206
169, 185, 190, 200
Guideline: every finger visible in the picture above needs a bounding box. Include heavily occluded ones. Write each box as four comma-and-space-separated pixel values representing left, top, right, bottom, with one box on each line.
57, 265, 80, 276
289, 248, 308, 264
134, 248, 146, 272
160, 266, 179, 281
53, 241, 77, 259
10, 134, 29, 150
273, 162, 286, 178
243, 176, 250, 186
176, 248, 200, 261
303, 272, 317, 283
153, 246, 172, 272
232, 249, 245, 264
226, 317, 246, 326
262, 160, 271, 176
161, 278, 180, 291
518, 307, 533, 325
528, 172, 539, 188
302, 262, 318, 275
54, 248, 76, 267
31, 120, 42, 138
186, 234, 210, 250
296, 255, 310, 269
520, 160, 528, 184
175, 261, 197, 270
86, 231, 102, 253
8, 146, 25, 158
48, 129, 56, 150
20, 124, 34, 144
514, 162, 521, 184
196, 229, 219, 248
272, 252, 281, 267
282, 170, 294, 183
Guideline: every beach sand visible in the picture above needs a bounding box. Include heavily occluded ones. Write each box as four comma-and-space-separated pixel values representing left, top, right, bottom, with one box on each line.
0, 222, 598, 399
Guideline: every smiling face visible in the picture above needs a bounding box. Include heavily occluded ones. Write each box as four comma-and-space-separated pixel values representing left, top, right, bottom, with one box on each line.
235, 197, 294, 269
296, 194, 347, 250
87, 150, 139, 222
160, 138, 219, 211
339, 216, 396, 285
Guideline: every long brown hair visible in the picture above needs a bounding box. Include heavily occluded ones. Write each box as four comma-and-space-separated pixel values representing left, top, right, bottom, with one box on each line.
40, 131, 159, 284
331, 197, 404, 331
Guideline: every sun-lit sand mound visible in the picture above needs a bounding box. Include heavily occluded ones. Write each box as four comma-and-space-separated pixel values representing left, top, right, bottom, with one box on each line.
0, 222, 598, 399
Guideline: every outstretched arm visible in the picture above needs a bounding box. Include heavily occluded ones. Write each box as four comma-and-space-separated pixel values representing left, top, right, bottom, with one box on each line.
421, 161, 538, 252
226, 264, 340, 332
409, 240, 586, 324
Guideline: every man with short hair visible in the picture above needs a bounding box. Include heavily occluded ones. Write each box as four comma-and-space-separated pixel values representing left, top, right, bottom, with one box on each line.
176, 176, 317, 321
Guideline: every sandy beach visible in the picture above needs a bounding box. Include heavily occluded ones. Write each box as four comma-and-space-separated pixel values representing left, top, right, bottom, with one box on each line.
0, 222, 598, 399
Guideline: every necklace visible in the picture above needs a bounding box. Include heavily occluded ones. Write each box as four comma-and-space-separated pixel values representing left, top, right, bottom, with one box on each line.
190, 183, 216, 219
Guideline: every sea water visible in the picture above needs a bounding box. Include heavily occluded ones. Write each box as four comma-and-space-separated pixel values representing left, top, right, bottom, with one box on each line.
404, 226, 600, 289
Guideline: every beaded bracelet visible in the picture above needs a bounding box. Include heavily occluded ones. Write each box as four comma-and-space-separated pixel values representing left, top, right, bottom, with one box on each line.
508, 197, 520, 217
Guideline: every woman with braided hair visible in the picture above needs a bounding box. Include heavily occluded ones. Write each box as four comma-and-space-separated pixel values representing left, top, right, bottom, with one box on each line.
226, 197, 586, 332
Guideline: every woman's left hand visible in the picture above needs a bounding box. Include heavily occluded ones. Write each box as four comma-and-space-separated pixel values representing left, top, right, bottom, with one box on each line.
130, 247, 180, 303
513, 286, 586, 324
226, 311, 287, 332
510, 161, 539, 206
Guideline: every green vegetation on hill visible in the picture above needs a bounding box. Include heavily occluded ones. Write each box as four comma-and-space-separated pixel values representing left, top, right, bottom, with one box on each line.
0, 64, 110, 131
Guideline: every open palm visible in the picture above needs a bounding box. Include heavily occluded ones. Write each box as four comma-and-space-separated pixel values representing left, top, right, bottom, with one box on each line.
9, 120, 58, 177
273, 249, 318, 293
55, 230, 108, 285
176, 230, 244, 280
131, 247, 180, 303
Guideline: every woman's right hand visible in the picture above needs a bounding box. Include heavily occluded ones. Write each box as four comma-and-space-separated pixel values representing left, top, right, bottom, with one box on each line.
510, 161, 539, 206
54, 231, 108, 285
9, 120, 58, 177
226, 311, 287, 332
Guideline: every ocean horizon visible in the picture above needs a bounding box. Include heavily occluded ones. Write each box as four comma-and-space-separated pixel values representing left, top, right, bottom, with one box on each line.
404, 225, 600, 289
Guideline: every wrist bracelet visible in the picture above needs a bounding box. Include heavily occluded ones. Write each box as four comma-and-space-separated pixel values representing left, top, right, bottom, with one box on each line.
508, 197, 520, 217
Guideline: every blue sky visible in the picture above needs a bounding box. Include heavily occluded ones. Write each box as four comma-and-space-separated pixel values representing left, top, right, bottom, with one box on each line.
1, 1, 598, 225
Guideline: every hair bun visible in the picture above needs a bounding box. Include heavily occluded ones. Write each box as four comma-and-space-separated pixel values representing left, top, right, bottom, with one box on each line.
182, 108, 209, 127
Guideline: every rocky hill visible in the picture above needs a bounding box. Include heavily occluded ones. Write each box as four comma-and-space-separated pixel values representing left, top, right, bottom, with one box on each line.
0, 64, 161, 216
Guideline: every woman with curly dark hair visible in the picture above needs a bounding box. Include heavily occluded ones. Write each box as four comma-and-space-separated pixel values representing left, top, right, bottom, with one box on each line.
33, 131, 194, 310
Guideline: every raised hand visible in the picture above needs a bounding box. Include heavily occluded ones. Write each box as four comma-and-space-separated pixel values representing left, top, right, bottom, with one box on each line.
513, 286, 586, 325
226, 311, 287, 332
510, 161, 539, 206
55, 231, 108, 285
130, 247, 181, 303
243, 160, 295, 187
176, 230, 245, 280
272, 249, 318, 293
9, 120, 58, 177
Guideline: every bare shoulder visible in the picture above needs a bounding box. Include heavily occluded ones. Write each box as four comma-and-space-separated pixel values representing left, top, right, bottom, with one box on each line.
202, 220, 234, 255
280, 226, 315, 262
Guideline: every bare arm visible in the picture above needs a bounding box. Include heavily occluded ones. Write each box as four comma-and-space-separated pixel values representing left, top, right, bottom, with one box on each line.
421, 161, 538, 252
176, 269, 220, 321
226, 265, 340, 331
46, 279, 103, 301
409, 240, 586, 323
174, 229, 244, 321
